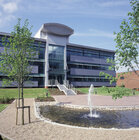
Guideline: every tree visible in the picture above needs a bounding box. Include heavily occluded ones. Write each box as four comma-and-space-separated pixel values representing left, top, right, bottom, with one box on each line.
0, 18, 36, 125
114, 0, 139, 75
100, 0, 139, 99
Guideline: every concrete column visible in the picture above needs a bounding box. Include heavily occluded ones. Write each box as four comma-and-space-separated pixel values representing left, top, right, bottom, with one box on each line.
64, 45, 67, 84
44, 42, 49, 88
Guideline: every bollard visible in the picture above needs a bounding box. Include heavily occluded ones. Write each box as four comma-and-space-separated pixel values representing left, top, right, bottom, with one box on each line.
46, 92, 49, 97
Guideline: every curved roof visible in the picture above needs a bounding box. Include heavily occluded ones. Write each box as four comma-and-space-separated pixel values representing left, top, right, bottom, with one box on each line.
41, 23, 74, 36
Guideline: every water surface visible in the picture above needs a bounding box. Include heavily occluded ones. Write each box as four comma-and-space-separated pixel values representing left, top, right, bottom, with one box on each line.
40, 105, 139, 128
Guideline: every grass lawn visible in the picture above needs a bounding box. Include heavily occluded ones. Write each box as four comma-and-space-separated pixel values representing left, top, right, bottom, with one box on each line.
0, 88, 64, 99
0, 88, 47, 99
77, 87, 139, 96
0, 87, 138, 100
0, 104, 8, 112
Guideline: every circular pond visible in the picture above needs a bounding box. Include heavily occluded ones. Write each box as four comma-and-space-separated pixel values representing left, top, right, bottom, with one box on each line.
39, 105, 139, 129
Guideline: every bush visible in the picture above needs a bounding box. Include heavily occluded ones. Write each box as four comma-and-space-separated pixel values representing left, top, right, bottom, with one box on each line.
119, 84, 125, 87
77, 90, 85, 94
101, 86, 111, 93
0, 97, 14, 104
35, 96, 55, 102
112, 87, 132, 99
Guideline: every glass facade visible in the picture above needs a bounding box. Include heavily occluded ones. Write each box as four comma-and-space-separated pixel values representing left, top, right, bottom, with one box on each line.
67, 46, 114, 60
29, 40, 46, 87
0, 35, 46, 87
68, 76, 109, 82
67, 46, 115, 86
48, 44, 65, 84
0, 32, 115, 87
68, 62, 114, 71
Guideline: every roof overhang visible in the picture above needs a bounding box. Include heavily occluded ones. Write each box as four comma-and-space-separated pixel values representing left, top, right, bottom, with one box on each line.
40, 23, 74, 36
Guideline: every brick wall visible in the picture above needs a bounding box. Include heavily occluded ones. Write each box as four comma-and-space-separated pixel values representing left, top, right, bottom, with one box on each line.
116, 71, 139, 89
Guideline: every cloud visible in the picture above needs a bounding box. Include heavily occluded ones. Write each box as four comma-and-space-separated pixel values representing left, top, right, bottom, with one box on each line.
96, 0, 129, 7
2, 2, 18, 14
22, 0, 128, 19
74, 29, 115, 39
0, 0, 20, 28
0, 15, 15, 26
116, 64, 139, 73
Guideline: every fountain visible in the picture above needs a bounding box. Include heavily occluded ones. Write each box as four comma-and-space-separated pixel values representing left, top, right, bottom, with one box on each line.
88, 84, 99, 118
39, 105, 139, 128
38, 85, 139, 128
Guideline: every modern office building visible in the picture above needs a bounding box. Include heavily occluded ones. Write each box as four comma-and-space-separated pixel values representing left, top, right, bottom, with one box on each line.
0, 23, 116, 88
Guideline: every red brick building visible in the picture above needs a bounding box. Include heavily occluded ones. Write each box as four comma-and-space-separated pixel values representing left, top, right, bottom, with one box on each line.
116, 70, 139, 90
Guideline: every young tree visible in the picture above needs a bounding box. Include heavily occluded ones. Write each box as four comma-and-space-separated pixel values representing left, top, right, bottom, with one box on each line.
114, 0, 139, 75
100, 0, 139, 99
0, 18, 36, 125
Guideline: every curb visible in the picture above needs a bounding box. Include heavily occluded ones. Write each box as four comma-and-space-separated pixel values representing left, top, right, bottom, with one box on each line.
0, 131, 14, 140
34, 100, 139, 130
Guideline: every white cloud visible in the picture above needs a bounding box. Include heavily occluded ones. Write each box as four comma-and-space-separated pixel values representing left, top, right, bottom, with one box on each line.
0, 0, 20, 28
116, 65, 139, 73
97, 0, 129, 7
2, 2, 18, 14
74, 29, 115, 39
22, 0, 127, 18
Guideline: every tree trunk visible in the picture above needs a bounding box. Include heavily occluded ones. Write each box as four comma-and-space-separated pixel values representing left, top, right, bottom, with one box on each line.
18, 83, 20, 107
21, 83, 24, 125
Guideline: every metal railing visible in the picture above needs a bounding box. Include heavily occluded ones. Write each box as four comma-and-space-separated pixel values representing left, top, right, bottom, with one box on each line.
63, 80, 77, 95
48, 79, 77, 95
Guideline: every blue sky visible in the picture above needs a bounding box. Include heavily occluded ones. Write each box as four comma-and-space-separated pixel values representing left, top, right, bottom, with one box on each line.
0, 0, 131, 51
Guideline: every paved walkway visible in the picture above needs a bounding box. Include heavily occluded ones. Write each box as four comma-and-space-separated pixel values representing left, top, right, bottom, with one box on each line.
54, 95, 139, 107
0, 98, 139, 140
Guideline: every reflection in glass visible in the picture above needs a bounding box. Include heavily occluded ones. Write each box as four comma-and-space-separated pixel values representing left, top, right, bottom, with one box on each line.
48, 44, 65, 84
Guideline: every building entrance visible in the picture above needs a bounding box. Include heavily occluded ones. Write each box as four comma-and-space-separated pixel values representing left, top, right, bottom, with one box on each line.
49, 74, 64, 85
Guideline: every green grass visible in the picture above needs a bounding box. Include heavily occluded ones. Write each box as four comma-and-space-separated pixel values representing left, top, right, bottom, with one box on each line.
0, 87, 138, 101
77, 87, 139, 96
0, 88, 64, 100
77, 88, 89, 94
0, 88, 47, 99
0, 104, 8, 112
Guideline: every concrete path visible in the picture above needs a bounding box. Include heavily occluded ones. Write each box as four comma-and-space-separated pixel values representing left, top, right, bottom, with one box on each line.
0, 98, 139, 140
53, 95, 139, 107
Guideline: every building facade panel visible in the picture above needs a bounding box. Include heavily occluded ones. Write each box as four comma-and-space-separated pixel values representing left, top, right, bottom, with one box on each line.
31, 66, 38, 74
0, 81, 38, 87
71, 82, 116, 87
0, 23, 116, 87
70, 68, 115, 76
70, 55, 111, 65
24, 81, 38, 87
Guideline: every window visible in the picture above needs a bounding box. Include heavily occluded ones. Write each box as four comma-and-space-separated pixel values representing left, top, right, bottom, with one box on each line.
48, 44, 65, 75
120, 76, 124, 80
100, 51, 114, 60
67, 63, 110, 71
67, 47, 100, 58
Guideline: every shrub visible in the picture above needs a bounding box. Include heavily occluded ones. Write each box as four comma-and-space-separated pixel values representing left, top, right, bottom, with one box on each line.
101, 86, 111, 93
120, 84, 125, 87
112, 87, 132, 99
35, 96, 55, 102
0, 97, 14, 104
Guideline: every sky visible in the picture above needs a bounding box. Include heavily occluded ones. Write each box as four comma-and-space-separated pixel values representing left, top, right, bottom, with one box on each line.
0, 0, 131, 51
